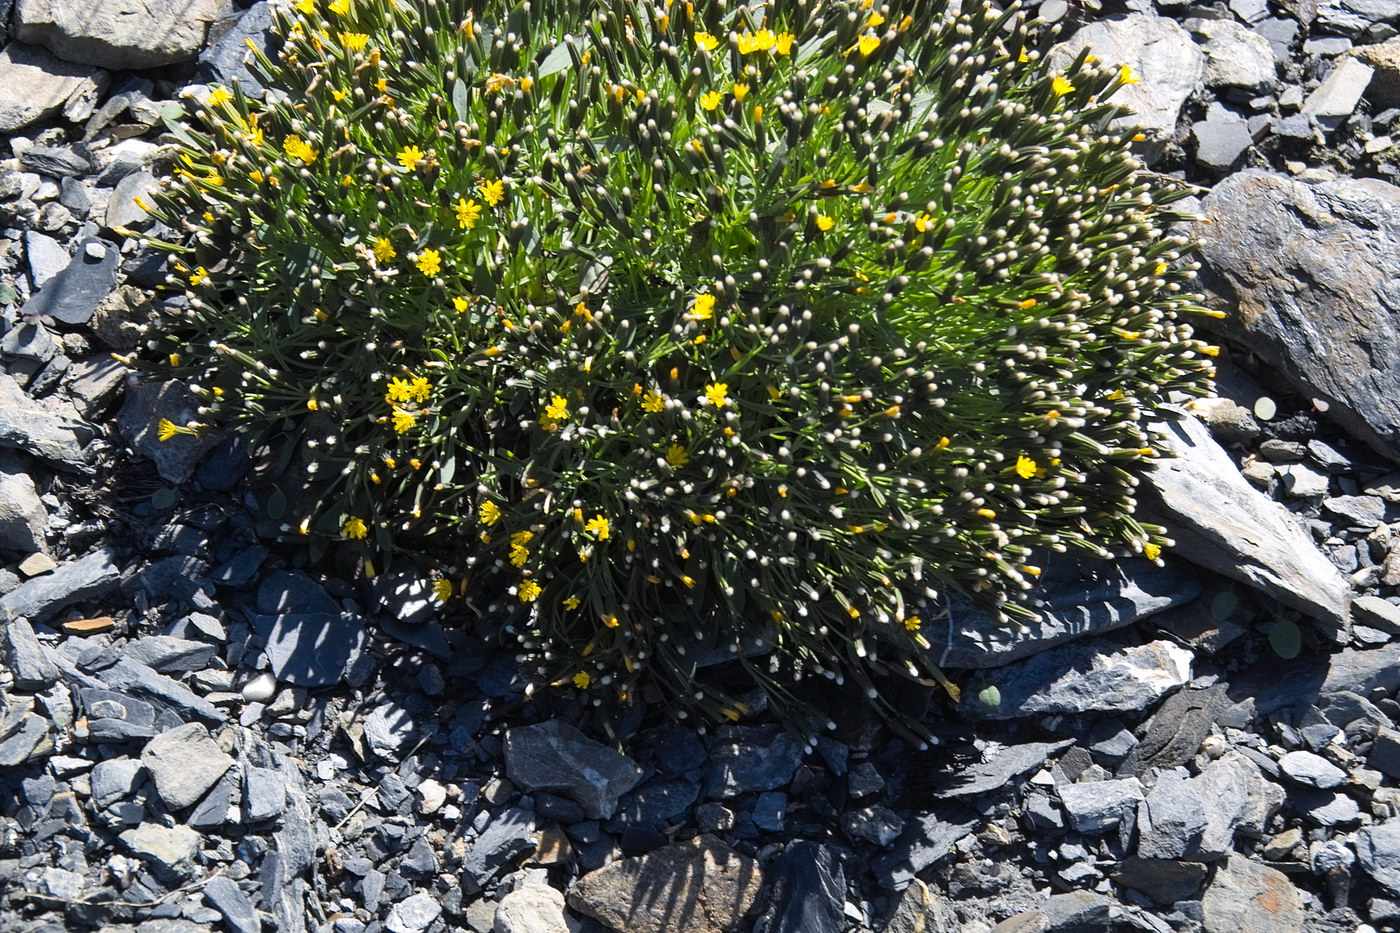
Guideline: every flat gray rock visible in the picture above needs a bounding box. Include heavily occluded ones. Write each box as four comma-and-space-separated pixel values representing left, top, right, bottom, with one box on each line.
0, 547, 119, 623
202, 877, 259, 933
90, 757, 144, 808
1358, 820, 1400, 895
119, 822, 201, 870
124, 635, 218, 673
916, 557, 1198, 669
250, 611, 367, 688
3, 618, 58, 688
0, 457, 47, 555
140, 722, 235, 810
961, 638, 1193, 720
385, 891, 440, 933
1195, 19, 1276, 91
495, 884, 570, 933
505, 720, 643, 819
16, 0, 234, 70
933, 739, 1073, 798
1058, 777, 1146, 834
462, 806, 535, 887
1279, 749, 1347, 789
1317, 0, 1400, 36
568, 835, 762, 933
1200, 855, 1305, 932
1136, 771, 1207, 858
1141, 410, 1349, 637
1196, 171, 1400, 467
117, 380, 221, 484
20, 236, 119, 326
701, 724, 803, 800
1302, 58, 1373, 125
1048, 15, 1204, 145
0, 371, 95, 471
0, 42, 95, 133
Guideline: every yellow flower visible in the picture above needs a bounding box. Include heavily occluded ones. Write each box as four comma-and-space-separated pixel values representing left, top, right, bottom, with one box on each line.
343, 516, 368, 539
737, 29, 776, 54
453, 296, 469, 312
1014, 454, 1037, 480
157, 419, 178, 442
857, 34, 880, 56
518, 580, 541, 603
511, 530, 534, 546
705, 382, 729, 407
372, 237, 395, 262
339, 32, 369, 52
306, 397, 319, 411
416, 248, 442, 277
816, 215, 835, 232
775, 32, 795, 55
563, 595, 581, 610
397, 145, 426, 170
455, 197, 482, 228
385, 377, 412, 403
189, 267, 208, 286
205, 87, 232, 107
409, 376, 432, 402
509, 544, 530, 567
328, 0, 349, 14
480, 500, 501, 525
694, 31, 719, 51
1052, 75, 1075, 97
295, 0, 315, 13
904, 616, 922, 631
544, 394, 569, 421
478, 177, 506, 206
665, 444, 690, 468
572, 670, 590, 688
641, 391, 664, 413
586, 515, 610, 540
732, 82, 750, 102
692, 293, 716, 320
1144, 542, 1162, 561
283, 135, 318, 164
914, 213, 934, 232
700, 90, 722, 111
1119, 64, 1138, 85
391, 408, 416, 433
432, 578, 453, 601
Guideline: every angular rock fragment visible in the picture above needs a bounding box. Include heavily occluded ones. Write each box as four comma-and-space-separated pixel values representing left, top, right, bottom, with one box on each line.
505, 720, 643, 819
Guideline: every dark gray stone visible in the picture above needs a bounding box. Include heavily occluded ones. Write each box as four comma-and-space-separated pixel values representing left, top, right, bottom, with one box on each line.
0, 456, 47, 555
0, 372, 95, 471
1358, 820, 1400, 895
1193, 115, 1254, 171
702, 725, 803, 799
1196, 171, 1400, 466
934, 739, 1072, 798
753, 840, 844, 933
917, 557, 1199, 669
1323, 494, 1386, 528
608, 779, 700, 830
140, 722, 235, 810
19, 236, 118, 326
117, 380, 221, 485
105, 170, 158, 229
843, 804, 904, 846
124, 635, 217, 673
1371, 729, 1400, 779
19, 146, 90, 178
961, 638, 1192, 720
256, 570, 339, 615
1195, 753, 1281, 856
90, 757, 144, 807
1058, 778, 1146, 835
16, 0, 235, 70
505, 720, 643, 819
202, 877, 259, 933
4, 618, 59, 688
1136, 771, 1207, 859
198, 1, 272, 97
1113, 857, 1208, 906
462, 806, 536, 887
1279, 749, 1347, 788
363, 699, 418, 759
250, 611, 367, 688
119, 822, 201, 870
0, 547, 119, 622
1195, 18, 1277, 91
1317, 0, 1400, 36
243, 766, 285, 822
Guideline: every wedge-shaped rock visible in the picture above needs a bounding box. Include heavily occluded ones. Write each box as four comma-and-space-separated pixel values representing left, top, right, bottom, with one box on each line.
504, 720, 643, 820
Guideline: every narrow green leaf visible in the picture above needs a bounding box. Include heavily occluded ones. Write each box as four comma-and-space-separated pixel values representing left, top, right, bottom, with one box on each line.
452, 77, 470, 123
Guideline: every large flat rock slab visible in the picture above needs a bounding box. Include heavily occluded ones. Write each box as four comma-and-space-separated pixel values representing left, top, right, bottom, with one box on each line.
16, 0, 233, 70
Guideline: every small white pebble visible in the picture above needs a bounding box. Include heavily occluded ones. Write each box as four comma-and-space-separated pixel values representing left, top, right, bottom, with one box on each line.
241, 672, 277, 702
1200, 734, 1226, 759
85, 242, 106, 259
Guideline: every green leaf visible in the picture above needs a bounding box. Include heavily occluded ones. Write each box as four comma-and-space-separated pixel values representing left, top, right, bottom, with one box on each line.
265, 487, 287, 521
1209, 591, 1238, 621
150, 487, 179, 511
977, 685, 1001, 708
452, 78, 470, 123
162, 116, 199, 150
0, 283, 14, 305
1268, 619, 1302, 659
539, 41, 576, 77
159, 102, 185, 122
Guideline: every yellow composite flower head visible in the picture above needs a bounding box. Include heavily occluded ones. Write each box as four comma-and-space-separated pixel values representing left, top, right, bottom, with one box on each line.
397, 145, 427, 170
1052, 75, 1075, 97
415, 248, 442, 276
385, 376, 412, 403
1014, 454, 1037, 480
700, 90, 722, 111
205, 86, 232, 107
857, 34, 881, 56
816, 215, 836, 232
775, 32, 795, 55
283, 135, 318, 164
328, 0, 349, 14
518, 580, 542, 603
479, 499, 501, 525
455, 197, 482, 228
544, 394, 569, 421
704, 382, 729, 407
572, 670, 590, 688
339, 32, 369, 52
586, 514, 610, 540
666, 444, 689, 468
1119, 64, 1139, 85
343, 516, 368, 539
691, 293, 716, 320
478, 177, 506, 206
694, 31, 719, 52
372, 236, 396, 262
432, 578, 454, 601
157, 418, 178, 442
391, 408, 417, 433
1144, 542, 1162, 561
641, 391, 665, 413
409, 375, 432, 402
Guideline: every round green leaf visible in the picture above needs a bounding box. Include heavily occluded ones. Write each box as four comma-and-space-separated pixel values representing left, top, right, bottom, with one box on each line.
1210, 591, 1239, 621
978, 685, 1001, 708
150, 487, 179, 511
1268, 619, 1302, 660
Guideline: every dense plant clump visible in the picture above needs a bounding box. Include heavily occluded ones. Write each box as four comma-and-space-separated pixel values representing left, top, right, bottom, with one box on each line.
135, 0, 1215, 742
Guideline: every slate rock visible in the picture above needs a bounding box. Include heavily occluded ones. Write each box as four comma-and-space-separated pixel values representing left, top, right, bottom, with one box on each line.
495, 883, 570, 933
363, 699, 418, 759
933, 739, 1073, 798
1370, 728, 1400, 779
505, 720, 643, 819
462, 806, 535, 887
1112, 856, 1208, 906
1140, 410, 1349, 636
0, 42, 95, 133
90, 757, 144, 807
610, 778, 701, 830
250, 611, 367, 688
0, 711, 48, 765
881, 880, 961, 933
1048, 15, 1204, 146
19, 145, 90, 178
917, 557, 1199, 669
119, 822, 201, 870
1317, 0, 1400, 36
1279, 749, 1347, 789
1323, 494, 1385, 528
203, 877, 260, 933
843, 804, 905, 846
1194, 752, 1281, 856
140, 722, 235, 810
385, 892, 441, 933
1354, 39, 1400, 108
1194, 19, 1277, 91
1136, 771, 1207, 858
0, 547, 119, 623
106, 170, 158, 230
4, 618, 59, 688
0, 371, 95, 471
1058, 778, 1146, 835
698, 724, 804, 799
117, 380, 221, 484
753, 840, 845, 933
1354, 596, 1400, 635
199, 1, 273, 94
1291, 787, 1360, 825
568, 834, 762, 933
25, 231, 69, 290
0, 459, 47, 555
1196, 171, 1400, 467
16, 0, 235, 70
1193, 113, 1254, 172
21, 236, 119, 326
961, 638, 1192, 720
256, 570, 340, 614
1043, 892, 1112, 931
124, 635, 218, 674
1200, 855, 1305, 932
243, 766, 285, 822
1358, 820, 1400, 895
